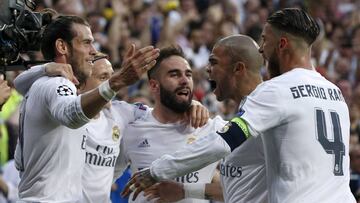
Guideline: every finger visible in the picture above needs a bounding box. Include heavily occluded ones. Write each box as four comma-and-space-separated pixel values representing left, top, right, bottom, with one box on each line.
140, 49, 160, 66
195, 107, 202, 128
132, 186, 144, 201
66, 66, 79, 85
133, 46, 155, 58
72, 76, 80, 85
146, 193, 159, 201
125, 44, 136, 58
142, 60, 157, 72
190, 106, 199, 128
199, 108, 209, 127
121, 178, 137, 197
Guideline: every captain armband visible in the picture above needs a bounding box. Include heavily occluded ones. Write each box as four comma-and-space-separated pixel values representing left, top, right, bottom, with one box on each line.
216, 117, 251, 151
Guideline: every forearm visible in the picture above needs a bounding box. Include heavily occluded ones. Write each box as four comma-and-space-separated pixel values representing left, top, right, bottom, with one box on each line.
14, 65, 46, 95
204, 183, 224, 202
80, 79, 125, 119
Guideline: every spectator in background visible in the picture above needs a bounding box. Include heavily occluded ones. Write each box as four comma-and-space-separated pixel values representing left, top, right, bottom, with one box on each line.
0, 76, 11, 109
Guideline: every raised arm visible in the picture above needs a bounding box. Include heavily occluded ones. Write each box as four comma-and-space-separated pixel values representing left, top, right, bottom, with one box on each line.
14, 63, 78, 95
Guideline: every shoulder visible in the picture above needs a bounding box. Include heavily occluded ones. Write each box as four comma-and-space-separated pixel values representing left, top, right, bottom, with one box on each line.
32, 76, 76, 92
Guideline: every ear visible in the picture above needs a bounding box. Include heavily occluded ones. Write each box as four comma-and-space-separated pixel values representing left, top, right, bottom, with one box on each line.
232, 61, 245, 75
148, 79, 159, 92
55, 39, 69, 56
279, 37, 288, 49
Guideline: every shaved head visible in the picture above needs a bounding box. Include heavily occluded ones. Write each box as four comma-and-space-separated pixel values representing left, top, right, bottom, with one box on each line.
215, 34, 263, 74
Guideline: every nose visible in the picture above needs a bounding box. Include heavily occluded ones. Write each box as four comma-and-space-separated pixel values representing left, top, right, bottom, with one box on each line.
89, 43, 97, 55
179, 74, 191, 85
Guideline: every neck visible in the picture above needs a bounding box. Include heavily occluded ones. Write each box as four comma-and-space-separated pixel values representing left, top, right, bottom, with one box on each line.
152, 103, 187, 124
233, 75, 262, 107
280, 47, 313, 73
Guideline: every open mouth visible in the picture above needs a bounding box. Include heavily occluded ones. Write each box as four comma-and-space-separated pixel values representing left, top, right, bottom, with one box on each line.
176, 88, 190, 98
209, 79, 217, 91
87, 60, 94, 66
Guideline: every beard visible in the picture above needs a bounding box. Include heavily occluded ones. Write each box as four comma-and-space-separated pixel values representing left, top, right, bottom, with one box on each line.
68, 47, 89, 85
267, 51, 281, 78
160, 84, 192, 113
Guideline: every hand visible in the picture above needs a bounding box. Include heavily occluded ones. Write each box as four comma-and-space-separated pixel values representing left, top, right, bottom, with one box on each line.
0, 75, 11, 107
121, 168, 157, 201
187, 100, 209, 128
144, 181, 184, 203
109, 44, 159, 91
0, 175, 9, 197
45, 62, 79, 85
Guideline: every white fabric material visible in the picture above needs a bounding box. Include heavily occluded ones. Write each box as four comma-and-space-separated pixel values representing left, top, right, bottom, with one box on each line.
115, 110, 227, 203
184, 183, 205, 199
15, 76, 89, 202
0, 160, 20, 203
82, 101, 148, 203
13, 65, 46, 96
241, 68, 355, 203
148, 108, 267, 203
220, 135, 267, 203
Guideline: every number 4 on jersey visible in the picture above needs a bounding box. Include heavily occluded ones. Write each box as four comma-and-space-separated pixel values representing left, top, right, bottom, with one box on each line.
315, 109, 345, 176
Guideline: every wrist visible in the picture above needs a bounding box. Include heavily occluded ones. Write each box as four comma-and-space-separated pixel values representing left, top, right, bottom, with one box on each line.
98, 80, 116, 101
183, 183, 205, 199
108, 77, 126, 92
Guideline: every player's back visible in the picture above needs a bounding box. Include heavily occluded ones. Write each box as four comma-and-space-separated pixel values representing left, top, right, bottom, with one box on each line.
242, 68, 355, 202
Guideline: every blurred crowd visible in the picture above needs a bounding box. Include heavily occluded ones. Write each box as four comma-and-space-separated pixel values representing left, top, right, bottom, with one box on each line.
1, 0, 360, 202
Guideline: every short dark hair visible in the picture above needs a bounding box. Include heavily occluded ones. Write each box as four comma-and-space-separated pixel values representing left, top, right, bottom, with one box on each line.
41, 15, 89, 60
267, 8, 320, 45
147, 46, 186, 80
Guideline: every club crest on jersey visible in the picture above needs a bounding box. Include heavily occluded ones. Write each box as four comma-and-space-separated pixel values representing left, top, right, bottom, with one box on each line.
186, 134, 197, 144
218, 122, 231, 134
112, 126, 120, 141
56, 85, 74, 96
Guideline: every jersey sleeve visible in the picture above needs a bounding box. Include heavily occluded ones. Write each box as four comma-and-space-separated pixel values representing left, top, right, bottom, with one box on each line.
34, 77, 90, 129
150, 119, 231, 180
13, 64, 46, 95
111, 101, 150, 123
240, 82, 285, 137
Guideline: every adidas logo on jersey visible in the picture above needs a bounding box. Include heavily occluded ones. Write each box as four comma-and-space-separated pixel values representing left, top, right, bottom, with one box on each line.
138, 139, 150, 148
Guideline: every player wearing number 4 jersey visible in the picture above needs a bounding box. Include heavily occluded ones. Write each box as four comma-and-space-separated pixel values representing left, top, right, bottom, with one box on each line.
249, 9, 354, 202
127, 8, 355, 203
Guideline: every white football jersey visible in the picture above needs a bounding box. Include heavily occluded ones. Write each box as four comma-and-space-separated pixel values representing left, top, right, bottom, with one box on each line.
82, 101, 148, 203
220, 135, 267, 203
241, 68, 355, 203
116, 110, 226, 203
15, 76, 89, 202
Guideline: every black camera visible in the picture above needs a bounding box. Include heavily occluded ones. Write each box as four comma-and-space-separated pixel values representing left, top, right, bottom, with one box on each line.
0, 0, 52, 68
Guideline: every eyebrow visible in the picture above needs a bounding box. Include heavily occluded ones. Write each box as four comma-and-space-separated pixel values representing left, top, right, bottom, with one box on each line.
167, 68, 192, 74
